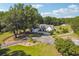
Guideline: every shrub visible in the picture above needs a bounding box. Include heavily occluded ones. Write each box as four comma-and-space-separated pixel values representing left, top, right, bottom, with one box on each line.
49, 30, 54, 35
62, 28, 69, 33
55, 38, 79, 56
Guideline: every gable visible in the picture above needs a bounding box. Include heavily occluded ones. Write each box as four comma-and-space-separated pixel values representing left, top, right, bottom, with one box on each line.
46, 27, 52, 31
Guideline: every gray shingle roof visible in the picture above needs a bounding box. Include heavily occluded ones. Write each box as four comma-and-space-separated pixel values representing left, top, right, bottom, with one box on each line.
39, 24, 54, 29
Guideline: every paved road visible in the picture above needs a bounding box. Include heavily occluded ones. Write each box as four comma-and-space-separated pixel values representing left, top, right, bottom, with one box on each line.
32, 36, 54, 44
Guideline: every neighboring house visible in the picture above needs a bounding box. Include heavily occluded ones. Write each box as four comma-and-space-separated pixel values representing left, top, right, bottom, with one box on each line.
32, 24, 54, 32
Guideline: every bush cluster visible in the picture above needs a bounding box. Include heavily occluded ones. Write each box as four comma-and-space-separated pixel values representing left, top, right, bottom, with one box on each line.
55, 38, 79, 56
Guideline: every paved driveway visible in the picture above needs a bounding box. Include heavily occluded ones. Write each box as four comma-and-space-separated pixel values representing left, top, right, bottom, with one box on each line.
32, 36, 54, 44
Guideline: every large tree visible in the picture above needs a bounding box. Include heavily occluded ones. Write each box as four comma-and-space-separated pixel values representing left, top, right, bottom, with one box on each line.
5, 4, 42, 38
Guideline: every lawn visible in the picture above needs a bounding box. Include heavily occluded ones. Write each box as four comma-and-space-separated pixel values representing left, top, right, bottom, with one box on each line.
54, 24, 73, 35
0, 32, 13, 43
8, 44, 61, 56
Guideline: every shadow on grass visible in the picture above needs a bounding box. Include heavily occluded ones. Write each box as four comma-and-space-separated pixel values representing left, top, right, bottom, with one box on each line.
9, 50, 31, 56
0, 48, 10, 56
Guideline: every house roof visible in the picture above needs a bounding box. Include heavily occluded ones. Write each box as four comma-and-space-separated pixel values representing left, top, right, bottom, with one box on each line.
39, 24, 54, 29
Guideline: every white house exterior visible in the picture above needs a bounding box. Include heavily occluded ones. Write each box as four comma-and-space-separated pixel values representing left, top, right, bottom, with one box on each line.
46, 26, 53, 31
32, 24, 54, 32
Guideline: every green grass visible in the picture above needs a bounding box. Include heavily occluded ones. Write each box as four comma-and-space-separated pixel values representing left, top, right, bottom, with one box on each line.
54, 24, 72, 35
8, 44, 61, 56
0, 32, 13, 43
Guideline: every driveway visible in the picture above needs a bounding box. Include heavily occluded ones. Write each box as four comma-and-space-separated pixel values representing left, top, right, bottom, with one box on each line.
32, 36, 54, 44
72, 39, 79, 45
1, 32, 54, 48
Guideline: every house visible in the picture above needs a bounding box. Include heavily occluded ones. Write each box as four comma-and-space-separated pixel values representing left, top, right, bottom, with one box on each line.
39, 24, 54, 32
32, 24, 54, 32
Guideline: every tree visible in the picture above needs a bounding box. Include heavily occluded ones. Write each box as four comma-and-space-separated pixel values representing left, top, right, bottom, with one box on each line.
4, 4, 42, 38
24, 5, 41, 31
0, 12, 5, 32
44, 16, 65, 25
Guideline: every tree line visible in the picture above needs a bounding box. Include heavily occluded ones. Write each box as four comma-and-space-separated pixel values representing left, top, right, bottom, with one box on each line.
0, 3, 79, 38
